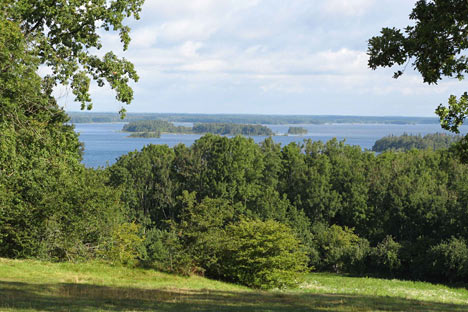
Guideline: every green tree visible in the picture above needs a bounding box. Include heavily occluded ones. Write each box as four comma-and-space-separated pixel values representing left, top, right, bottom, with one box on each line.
0, 0, 143, 260
172, 192, 237, 277
368, 0, 468, 133
3, 0, 143, 115
108, 144, 179, 227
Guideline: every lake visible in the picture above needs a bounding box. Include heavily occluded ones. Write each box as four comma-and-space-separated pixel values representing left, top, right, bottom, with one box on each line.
74, 122, 468, 168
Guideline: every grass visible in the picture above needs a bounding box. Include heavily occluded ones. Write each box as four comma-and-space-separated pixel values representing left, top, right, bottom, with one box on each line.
1, 258, 468, 311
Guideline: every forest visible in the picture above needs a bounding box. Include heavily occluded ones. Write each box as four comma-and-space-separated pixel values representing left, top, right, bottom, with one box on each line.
3, 130, 468, 287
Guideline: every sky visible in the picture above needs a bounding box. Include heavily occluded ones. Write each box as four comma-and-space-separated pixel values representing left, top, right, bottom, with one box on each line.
60, 0, 467, 116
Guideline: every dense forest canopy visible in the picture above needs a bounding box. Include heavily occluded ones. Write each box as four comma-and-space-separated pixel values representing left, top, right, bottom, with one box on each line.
372, 133, 461, 152
107, 135, 468, 283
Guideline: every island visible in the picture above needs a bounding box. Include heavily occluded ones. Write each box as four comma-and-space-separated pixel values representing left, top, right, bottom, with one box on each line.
372, 133, 460, 152
128, 131, 161, 138
287, 126, 308, 135
122, 120, 275, 137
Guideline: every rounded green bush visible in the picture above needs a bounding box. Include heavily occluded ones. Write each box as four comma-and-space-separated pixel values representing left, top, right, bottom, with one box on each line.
220, 219, 308, 289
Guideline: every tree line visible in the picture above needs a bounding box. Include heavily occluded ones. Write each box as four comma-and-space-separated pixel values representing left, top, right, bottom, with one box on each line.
288, 126, 308, 135
123, 120, 191, 134
102, 135, 468, 284
372, 133, 461, 152
122, 120, 274, 136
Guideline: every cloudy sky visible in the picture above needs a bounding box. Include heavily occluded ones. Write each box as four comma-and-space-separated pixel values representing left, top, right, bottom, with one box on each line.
61, 0, 466, 116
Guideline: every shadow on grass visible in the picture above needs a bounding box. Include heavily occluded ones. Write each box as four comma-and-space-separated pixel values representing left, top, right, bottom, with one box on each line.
1, 280, 468, 312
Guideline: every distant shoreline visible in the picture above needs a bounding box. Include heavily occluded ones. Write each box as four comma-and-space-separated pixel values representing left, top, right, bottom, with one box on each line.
68, 112, 441, 126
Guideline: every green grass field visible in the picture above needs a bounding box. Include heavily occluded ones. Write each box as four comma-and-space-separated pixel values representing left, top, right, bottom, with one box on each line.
1, 258, 468, 311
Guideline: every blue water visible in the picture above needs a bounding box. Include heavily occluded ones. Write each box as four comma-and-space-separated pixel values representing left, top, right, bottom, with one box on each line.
74, 122, 468, 168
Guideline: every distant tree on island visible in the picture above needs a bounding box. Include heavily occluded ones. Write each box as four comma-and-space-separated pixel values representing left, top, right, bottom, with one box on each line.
128, 131, 161, 138
122, 120, 274, 136
192, 123, 274, 136
122, 120, 191, 133
287, 127, 308, 135
372, 133, 461, 152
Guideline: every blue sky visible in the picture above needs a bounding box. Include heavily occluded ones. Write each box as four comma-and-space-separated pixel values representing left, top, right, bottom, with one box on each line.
60, 0, 467, 116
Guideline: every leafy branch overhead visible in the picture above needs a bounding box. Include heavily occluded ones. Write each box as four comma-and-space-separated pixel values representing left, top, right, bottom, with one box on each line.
368, 0, 468, 133
3, 0, 144, 116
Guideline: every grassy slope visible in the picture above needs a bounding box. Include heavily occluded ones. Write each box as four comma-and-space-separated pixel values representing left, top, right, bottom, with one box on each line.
1, 258, 468, 312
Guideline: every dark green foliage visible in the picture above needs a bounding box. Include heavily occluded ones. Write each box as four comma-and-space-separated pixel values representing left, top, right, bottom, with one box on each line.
172, 192, 237, 277
219, 219, 309, 289
123, 120, 191, 134
106, 132, 468, 283
107, 144, 178, 227
288, 126, 308, 135
140, 228, 190, 274
372, 133, 460, 152
122, 120, 274, 136
192, 123, 274, 136
128, 131, 161, 138
0, 2, 139, 263
369, 236, 402, 276
449, 134, 468, 163
311, 224, 369, 273
429, 237, 468, 282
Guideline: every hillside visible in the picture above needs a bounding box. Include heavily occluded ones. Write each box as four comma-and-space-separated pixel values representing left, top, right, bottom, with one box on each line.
1, 258, 468, 311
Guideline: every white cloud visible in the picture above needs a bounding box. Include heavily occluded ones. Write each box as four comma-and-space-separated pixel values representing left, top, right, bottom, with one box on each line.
131, 27, 158, 48
143, 0, 261, 18
62, 0, 450, 116
321, 0, 376, 16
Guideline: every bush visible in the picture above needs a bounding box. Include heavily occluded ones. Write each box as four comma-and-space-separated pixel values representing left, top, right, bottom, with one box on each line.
370, 236, 401, 276
141, 228, 193, 275
173, 192, 237, 276
219, 219, 308, 289
312, 224, 369, 273
429, 237, 468, 282
103, 222, 145, 266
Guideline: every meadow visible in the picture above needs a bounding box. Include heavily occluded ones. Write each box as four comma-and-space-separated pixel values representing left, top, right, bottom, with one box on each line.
1, 258, 468, 312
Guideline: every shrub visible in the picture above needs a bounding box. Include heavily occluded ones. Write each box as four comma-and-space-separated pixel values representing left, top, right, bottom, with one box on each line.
141, 228, 194, 275
103, 222, 145, 266
220, 219, 308, 289
429, 237, 468, 282
173, 192, 237, 276
370, 236, 401, 276
312, 223, 370, 273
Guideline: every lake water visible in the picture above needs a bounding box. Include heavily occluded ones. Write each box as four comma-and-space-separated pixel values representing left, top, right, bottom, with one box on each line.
74, 122, 468, 168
